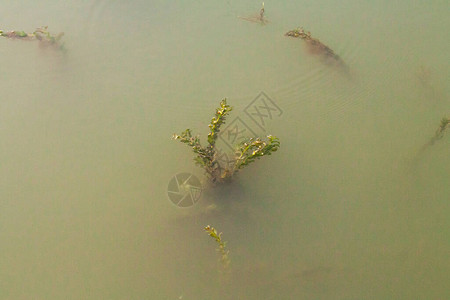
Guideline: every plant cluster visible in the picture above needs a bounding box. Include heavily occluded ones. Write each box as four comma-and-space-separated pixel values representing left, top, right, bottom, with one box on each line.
173, 99, 280, 183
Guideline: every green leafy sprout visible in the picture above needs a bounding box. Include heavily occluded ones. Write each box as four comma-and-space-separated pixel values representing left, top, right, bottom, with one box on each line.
173, 99, 280, 183
204, 225, 230, 271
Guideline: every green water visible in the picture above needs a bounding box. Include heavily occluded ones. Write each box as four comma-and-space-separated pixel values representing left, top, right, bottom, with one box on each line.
1, 1, 449, 299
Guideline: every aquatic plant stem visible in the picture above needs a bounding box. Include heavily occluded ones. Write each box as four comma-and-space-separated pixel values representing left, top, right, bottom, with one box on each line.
204, 225, 230, 271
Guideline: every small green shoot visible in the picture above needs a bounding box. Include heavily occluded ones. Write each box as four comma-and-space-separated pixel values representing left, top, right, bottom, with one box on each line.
204, 225, 230, 271
234, 135, 280, 170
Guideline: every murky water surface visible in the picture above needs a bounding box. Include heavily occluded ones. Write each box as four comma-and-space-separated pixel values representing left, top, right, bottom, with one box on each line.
1, 1, 449, 299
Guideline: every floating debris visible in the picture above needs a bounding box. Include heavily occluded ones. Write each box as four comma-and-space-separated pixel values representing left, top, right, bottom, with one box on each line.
0, 26, 65, 52
285, 27, 347, 71
238, 2, 268, 25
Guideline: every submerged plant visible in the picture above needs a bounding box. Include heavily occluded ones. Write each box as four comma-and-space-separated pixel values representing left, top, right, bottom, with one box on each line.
416, 117, 449, 159
173, 99, 280, 183
0, 29, 32, 39
233, 135, 280, 170
238, 2, 269, 25
0, 26, 65, 52
204, 225, 230, 271
424, 117, 450, 147
285, 27, 348, 73
34, 26, 65, 50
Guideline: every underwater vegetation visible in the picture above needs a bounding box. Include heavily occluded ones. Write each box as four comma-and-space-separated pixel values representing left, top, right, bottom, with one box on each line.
204, 225, 230, 271
234, 4, 350, 74
425, 117, 450, 147
238, 2, 268, 25
285, 27, 348, 71
416, 117, 449, 159
173, 99, 280, 184
0, 26, 65, 52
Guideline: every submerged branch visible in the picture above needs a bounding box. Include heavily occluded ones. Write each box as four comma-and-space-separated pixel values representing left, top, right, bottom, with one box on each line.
285, 27, 347, 71
424, 117, 450, 148
238, 2, 269, 25
415, 117, 450, 160
0, 26, 65, 52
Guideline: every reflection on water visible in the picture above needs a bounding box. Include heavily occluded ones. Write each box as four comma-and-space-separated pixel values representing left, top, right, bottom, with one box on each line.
1, 0, 449, 299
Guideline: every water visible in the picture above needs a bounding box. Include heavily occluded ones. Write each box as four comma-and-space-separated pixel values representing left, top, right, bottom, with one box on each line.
1, 1, 449, 299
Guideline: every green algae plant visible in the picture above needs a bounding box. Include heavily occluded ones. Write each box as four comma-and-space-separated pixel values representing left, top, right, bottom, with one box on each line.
0, 26, 65, 52
204, 225, 230, 271
173, 99, 280, 183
